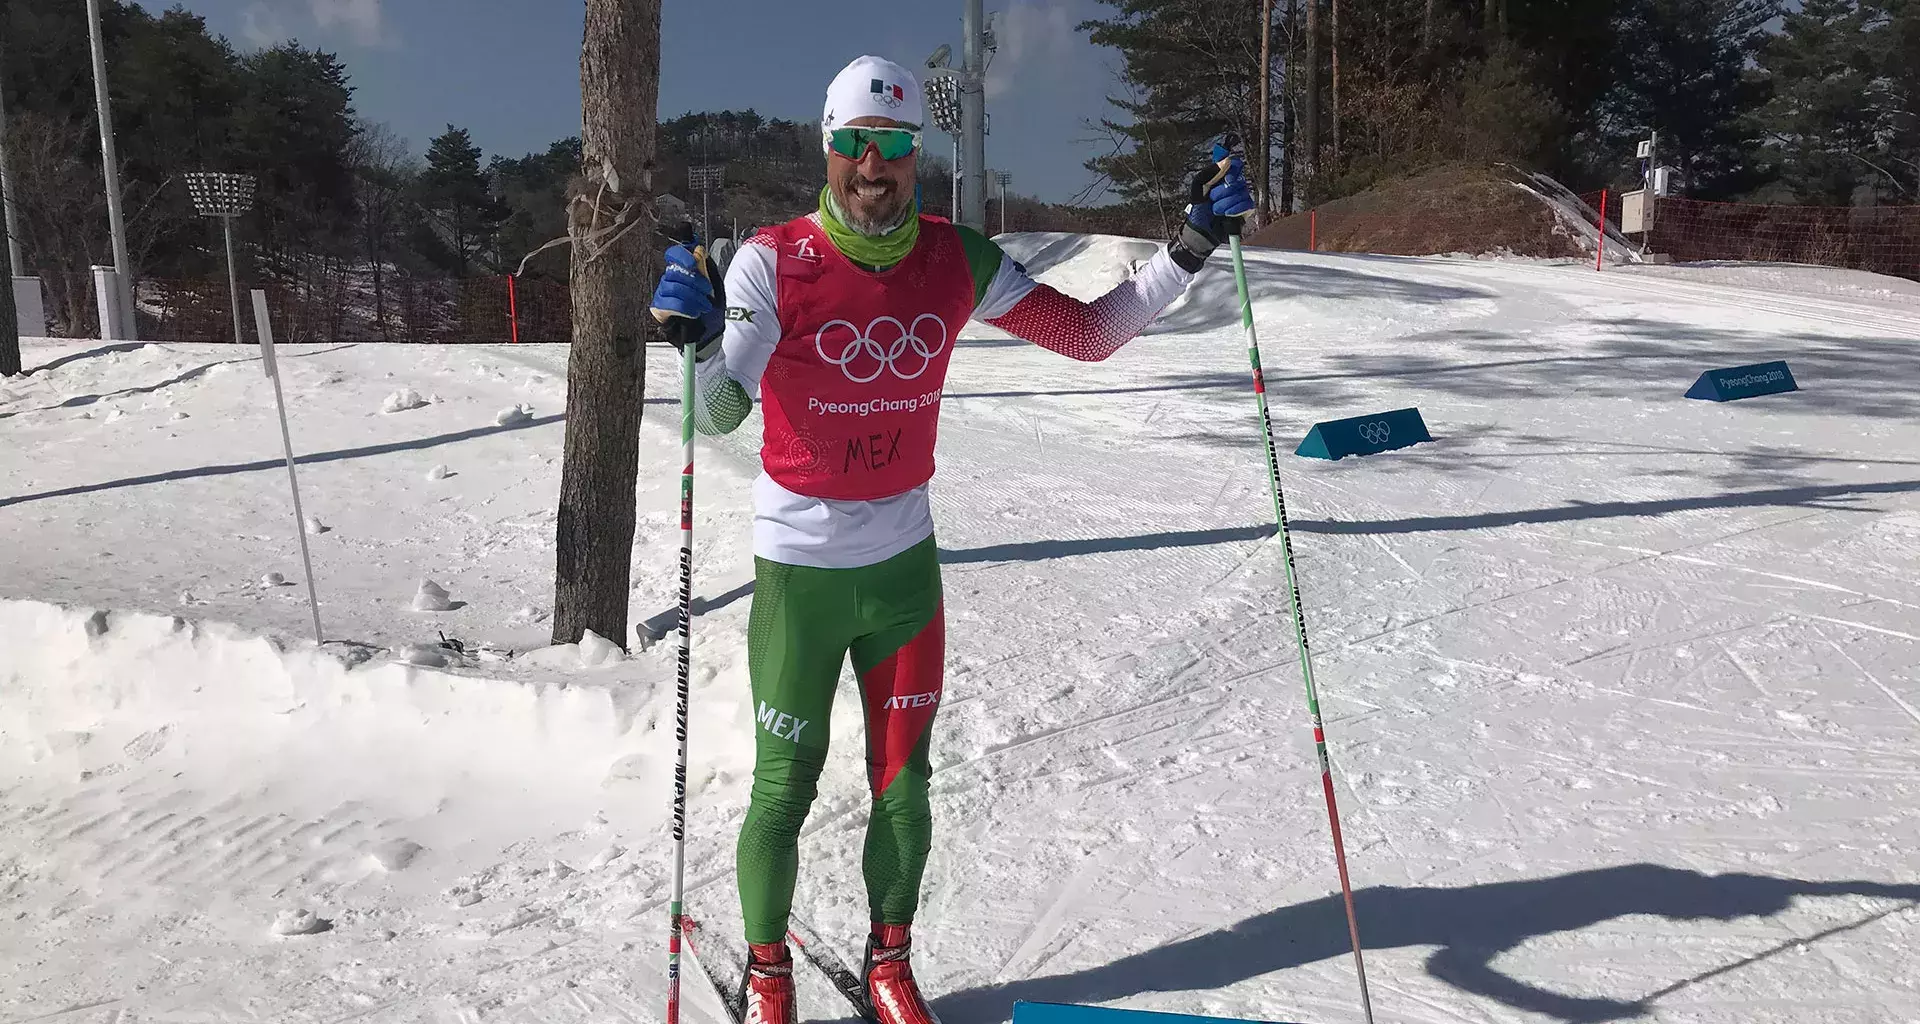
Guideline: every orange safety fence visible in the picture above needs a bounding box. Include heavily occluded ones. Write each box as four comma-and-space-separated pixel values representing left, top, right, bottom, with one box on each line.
125, 193, 1919, 345
993, 204, 1170, 240
139, 274, 576, 345
1646, 197, 1920, 282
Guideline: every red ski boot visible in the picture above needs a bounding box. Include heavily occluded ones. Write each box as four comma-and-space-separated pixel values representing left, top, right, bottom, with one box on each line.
742, 941, 796, 1024
865, 924, 942, 1024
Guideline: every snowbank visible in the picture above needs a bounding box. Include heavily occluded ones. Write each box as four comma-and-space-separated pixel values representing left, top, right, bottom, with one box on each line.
993, 231, 1167, 295
0, 599, 648, 812
0, 596, 759, 1018
0, 596, 768, 873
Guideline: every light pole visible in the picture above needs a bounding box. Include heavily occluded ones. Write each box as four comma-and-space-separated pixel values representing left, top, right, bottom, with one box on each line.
85, 0, 136, 340
926, 3, 995, 232
923, 61, 962, 219
993, 170, 1011, 235
960, 0, 988, 232
184, 172, 257, 346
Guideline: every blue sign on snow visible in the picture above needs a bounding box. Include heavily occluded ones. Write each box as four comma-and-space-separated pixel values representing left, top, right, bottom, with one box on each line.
1295, 407, 1433, 461
1684, 360, 1799, 402
1012, 1002, 1309, 1024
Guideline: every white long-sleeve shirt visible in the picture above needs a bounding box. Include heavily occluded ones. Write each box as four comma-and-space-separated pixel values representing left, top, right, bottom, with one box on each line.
687, 214, 1200, 569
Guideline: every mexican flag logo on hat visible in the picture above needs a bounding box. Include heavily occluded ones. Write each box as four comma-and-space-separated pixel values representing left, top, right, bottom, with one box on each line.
824, 56, 925, 131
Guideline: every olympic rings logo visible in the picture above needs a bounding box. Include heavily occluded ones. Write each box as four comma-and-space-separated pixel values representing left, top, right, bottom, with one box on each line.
815, 314, 949, 384
1358, 421, 1392, 445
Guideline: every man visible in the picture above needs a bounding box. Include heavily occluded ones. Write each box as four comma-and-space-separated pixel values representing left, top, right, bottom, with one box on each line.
707, 231, 740, 281
650, 54, 1251, 1024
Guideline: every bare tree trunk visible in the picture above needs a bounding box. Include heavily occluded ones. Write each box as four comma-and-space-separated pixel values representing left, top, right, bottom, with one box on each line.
552, 0, 660, 648
1146, 126, 1172, 240
1258, 0, 1274, 222
1303, 0, 1321, 202
370, 222, 389, 342
1485, 0, 1499, 40
1423, 0, 1437, 51
1281, 0, 1297, 213
1, 179, 17, 375
1331, 0, 1342, 171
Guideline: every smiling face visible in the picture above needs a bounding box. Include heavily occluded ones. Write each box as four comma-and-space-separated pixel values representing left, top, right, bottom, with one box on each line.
826, 115, 918, 236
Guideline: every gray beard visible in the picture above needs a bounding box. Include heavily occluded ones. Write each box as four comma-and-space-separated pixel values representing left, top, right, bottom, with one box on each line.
828, 185, 913, 236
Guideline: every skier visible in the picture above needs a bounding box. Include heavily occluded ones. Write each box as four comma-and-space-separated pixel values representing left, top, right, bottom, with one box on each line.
650, 54, 1252, 1024
708, 231, 740, 280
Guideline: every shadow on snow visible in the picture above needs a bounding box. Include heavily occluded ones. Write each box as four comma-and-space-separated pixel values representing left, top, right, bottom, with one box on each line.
931, 866, 1920, 1024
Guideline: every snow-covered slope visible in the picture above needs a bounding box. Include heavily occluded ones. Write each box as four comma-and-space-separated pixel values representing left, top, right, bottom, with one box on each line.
5, 239, 1920, 1024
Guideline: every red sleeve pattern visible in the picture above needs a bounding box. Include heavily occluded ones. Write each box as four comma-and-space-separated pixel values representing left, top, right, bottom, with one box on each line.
983, 249, 1188, 362
986, 282, 1151, 361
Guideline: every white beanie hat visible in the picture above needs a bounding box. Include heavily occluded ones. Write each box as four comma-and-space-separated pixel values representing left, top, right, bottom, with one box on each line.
822, 55, 925, 137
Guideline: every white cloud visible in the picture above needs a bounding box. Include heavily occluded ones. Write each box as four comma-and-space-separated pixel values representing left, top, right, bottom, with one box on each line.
985, 0, 1080, 101
240, 2, 292, 48
310, 0, 391, 46
235, 0, 393, 48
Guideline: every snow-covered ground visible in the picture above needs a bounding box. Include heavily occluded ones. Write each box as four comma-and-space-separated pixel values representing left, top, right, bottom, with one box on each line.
4, 237, 1920, 1024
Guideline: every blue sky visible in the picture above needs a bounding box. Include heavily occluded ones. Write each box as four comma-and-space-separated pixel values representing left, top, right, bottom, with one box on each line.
168, 0, 1129, 204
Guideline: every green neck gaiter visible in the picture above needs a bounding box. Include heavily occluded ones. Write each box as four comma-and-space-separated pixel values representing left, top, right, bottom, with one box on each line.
819, 185, 919, 269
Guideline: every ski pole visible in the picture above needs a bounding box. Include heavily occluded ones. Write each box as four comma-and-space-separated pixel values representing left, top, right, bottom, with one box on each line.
1212, 142, 1376, 1024
650, 238, 706, 1024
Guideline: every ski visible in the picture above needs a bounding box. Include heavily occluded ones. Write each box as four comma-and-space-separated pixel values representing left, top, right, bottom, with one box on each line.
786, 915, 877, 1024
681, 915, 748, 1024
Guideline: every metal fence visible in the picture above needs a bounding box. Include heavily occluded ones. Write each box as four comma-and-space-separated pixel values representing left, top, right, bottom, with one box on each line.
140, 274, 576, 345
1647, 198, 1920, 282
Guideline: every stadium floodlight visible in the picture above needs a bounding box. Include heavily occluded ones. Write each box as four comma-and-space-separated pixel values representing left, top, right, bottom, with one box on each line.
926, 75, 961, 135
184, 171, 257, 347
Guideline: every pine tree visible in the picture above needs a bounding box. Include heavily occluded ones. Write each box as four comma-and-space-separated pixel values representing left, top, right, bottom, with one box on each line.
1507, 0, 1628, 171
1752, 0, 1883, 203
491, 138, 580, 280
1866, 0, 1920, 198
1592, 0, 1779, 198
229, 43, 360, 278
1078, 0, 1264, 210
417, 126, 509, 274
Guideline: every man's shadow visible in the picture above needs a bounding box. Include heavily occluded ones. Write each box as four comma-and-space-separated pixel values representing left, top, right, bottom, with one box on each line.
932, 865, 1920, 1024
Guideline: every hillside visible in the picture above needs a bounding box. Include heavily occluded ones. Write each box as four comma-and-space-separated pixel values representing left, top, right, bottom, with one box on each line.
1249, 163, 1600, 259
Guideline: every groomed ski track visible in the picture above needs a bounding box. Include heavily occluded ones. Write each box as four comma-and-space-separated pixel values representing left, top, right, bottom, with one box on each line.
3, 237, 1918, 1024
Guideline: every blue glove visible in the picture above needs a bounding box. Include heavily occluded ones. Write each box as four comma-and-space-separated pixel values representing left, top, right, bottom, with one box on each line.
1171, 137, 1255, 270
1206, 145, 1257, 221
649, 242, 725, 354
1187, 150, 1255, 238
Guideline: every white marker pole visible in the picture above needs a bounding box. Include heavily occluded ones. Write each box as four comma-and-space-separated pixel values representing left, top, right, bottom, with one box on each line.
251, 289, 323, 644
